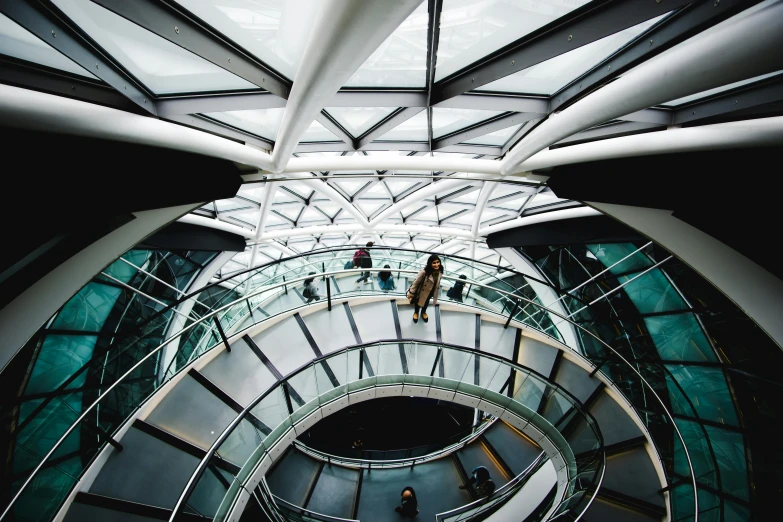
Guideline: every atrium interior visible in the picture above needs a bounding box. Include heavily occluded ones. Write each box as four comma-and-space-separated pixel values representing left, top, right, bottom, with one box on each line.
1, 1, 782, 521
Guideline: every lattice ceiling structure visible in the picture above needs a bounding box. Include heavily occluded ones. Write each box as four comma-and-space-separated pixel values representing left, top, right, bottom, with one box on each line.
2, 0, 781, 278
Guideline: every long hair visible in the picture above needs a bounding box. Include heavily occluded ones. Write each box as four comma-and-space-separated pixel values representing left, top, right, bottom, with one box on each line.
379, 264, 392, 281
303, 271, 316, 286
424, 254, 443, 275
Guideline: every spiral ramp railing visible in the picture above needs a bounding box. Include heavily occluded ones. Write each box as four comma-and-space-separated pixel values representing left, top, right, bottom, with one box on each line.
1, 248, 696, 522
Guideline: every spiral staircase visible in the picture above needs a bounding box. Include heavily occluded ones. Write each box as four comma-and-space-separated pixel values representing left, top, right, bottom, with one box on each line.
52, 266, 668, 522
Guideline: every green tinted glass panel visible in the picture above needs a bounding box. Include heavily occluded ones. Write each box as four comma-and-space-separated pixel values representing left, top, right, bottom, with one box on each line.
671, 484, 721, 522
616, 269, 687, 314
667, 365, 739, 426
103, 249, 149, 283
644, 313, 716, 362
723, 500, 751, 522
672, 418, 718, 489
704, 425, 749, 500
24, 335, 98, 394
586, 243, 652, 274
52, 282, 122, 331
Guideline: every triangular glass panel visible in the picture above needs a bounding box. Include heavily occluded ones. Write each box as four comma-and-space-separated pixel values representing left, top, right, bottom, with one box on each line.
0, 13, 97, 78
344, 2, 428, 88
173, 0, 320, 81
435, 0, 590, 82
413, 207, 439, 222
432, 108, 504, 139
313, 202, 342, 216
333, 180, 367, 195
661, 71, 782, 107
301, 120, 341, 142
464, 124, 523, 146
299, 207, 328, 224
479, 13, 670, 95
385, 180, 419, 197
356, 201, 387, 217
325, 107, 397, 137
52, 0, 255, 94
375, 110, 428, 141
205, 108, 285, 141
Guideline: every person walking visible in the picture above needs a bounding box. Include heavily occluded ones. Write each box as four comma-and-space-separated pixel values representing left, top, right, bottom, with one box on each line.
446, 274, 468, 302
353, 242, 373, 284
394, 486, 419, 518
377, 264, 395, 292
459, 465, 496, 498
407, 254, 443, 323
302, 272, 321, 303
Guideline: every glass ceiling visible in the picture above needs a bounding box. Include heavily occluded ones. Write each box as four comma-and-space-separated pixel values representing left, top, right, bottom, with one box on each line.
0, 0, 772, 274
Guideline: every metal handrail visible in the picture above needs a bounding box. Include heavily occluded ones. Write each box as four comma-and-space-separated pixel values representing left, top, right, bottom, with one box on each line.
271, 494, 360, 522
435, 452, 549, 521
4, 263, 696, 522
291, 416, 497, 469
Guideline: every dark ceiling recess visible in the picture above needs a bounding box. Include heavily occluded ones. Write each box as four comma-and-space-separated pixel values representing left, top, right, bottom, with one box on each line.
542, 146, 783, 281
138, 222, 245, 252
1, 126, 244, 311
486, 215, 644, 249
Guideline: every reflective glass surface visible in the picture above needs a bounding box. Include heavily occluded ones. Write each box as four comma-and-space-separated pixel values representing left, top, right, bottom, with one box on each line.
0, 13, 96, 78
325, 107, 397, 137
205, 108, 285, 140
432, 107, 504, 138
344, 1, 428, 87
463, 123, 522, 145
302, 119, 341, 142
479, 14, 667, 95
173, 0, 320, 81
375, 109, 428, 141
435, 0, 591, 81
52, 0, 256, 94
661, 71, 783, 107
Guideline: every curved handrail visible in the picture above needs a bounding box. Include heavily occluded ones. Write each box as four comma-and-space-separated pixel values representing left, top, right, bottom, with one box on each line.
291, 416, 497, 469
435, 452, 550, 522
4, 265, 696, 522
176, 339, 602, 522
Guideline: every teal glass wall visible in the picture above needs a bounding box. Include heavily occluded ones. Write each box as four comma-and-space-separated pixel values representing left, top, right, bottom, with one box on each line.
517, 241, 781, 521
1, 248, 217, 521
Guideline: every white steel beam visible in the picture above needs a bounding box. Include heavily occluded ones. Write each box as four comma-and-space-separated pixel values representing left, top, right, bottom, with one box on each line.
368, 179, 473, 228
270, 0, 421, 171
501, 1, 783, 175
478, 207, 601, 237
283, 155, 501, 175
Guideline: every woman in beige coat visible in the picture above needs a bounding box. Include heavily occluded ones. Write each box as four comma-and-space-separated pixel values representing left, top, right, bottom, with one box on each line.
407, 254, 443, 323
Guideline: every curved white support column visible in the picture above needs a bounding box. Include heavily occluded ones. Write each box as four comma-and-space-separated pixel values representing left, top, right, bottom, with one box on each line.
471, 183, 496, 238
517, 117, 783, 172
270, 0, 421, 171
478, 207, 600, 237
0, 84, 275, 171
501, 1, 783, 175
178, 214, 254, 239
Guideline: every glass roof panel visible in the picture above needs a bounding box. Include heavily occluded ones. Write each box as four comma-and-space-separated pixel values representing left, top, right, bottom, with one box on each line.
52, 0, 256, 94
324, 107, 397, 137
344, 1, 428, 87
375, 110, 429, 141
173, 0, 319, 81
302, 120, 341, 142
463, 123, 522, 145
432, 107, 504, 138
0, 12, 96, 78
205, 108, 285, 140
435, 0, 591, 82
661, 71, 783, 107
479, 13, 667, 95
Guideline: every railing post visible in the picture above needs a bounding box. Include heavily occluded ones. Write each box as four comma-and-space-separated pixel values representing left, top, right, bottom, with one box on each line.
326, 276, 332, 311
504, 300, 520, 329
359, 348, 364, 379
322, 262, 326, 280
213, 316, 231, 353
282, 275, 287, 295
246, 300, 254, 319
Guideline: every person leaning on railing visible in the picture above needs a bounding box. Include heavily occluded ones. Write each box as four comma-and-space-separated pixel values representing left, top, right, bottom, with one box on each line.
407, 254, 443, 324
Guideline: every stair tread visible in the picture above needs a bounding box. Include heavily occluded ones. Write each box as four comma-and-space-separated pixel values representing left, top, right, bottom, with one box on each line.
583, 496, 662, 522
589, 391, 643, 446
305, 464, 361, 519
478, 320, 517, 360
200, 337, 277, 407
483, 421, 542, 476
64, 502, 162, 522
145, 374, 236, 450
456, 438, 511, 486
351, 301, 398, 343
357, 458, 471, 521
266, 450, 322, 507
603, 447, 665, 508
398, 302, 438, 341
554, 358, 602, 404
89, 427, 199, 510
248, 315, 316, 376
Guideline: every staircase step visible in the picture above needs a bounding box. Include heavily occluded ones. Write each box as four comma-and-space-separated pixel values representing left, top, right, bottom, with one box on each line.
65, 492, 207, 522
602, 446, 665, 510
582, 496, 662, 522
200, 336, 277, 407
456, 436, 511, 488
588, 390, 643, 446
266, 449, 322, 507
300, 306, 358, 355
398, 302, 438, 341
144, 373, 238, 450
350, 301, 398, 343
356, 458, 471, 521
87, 426, 199, 510
553, 358, 602, 404
305, 464, 361, 519
482, 421, 542, 476
248, 315, 318, 376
